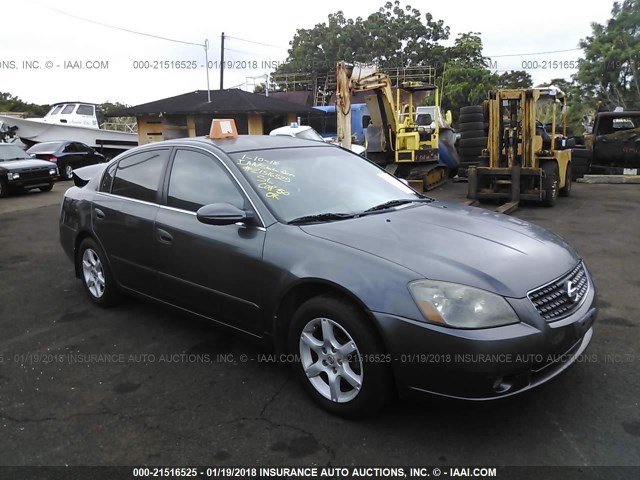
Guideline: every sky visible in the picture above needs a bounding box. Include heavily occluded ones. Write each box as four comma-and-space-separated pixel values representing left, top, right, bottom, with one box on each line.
0, 0, 618, 108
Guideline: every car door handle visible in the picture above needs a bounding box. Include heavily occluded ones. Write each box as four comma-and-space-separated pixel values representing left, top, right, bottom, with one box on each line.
156, 228, 173, 245
95, 208, 105, 220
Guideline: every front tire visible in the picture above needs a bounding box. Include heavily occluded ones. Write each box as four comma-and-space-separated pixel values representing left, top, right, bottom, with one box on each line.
78, 238, 120, 307
39, 182, 53, 192
0, 179, 8, 198
288, 295, 391, 417
541, 161, 559, 207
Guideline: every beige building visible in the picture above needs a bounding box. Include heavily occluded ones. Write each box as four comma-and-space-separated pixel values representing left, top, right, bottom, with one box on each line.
109, 89, 322, 145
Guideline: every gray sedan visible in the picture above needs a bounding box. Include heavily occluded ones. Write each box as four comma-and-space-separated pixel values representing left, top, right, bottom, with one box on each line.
59, 135, 597, 417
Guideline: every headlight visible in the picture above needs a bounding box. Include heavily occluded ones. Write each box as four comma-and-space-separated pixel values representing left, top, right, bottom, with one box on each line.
7, 172, 19, 180
49, 168, 57, 175
408, 280, 519, 329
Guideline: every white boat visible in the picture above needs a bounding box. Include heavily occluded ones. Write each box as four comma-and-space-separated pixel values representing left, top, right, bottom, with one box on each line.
0, 102, 138, 157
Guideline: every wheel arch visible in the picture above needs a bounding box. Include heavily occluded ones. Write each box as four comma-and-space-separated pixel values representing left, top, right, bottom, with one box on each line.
73, 231, 112, 279
271, 279, 390, 358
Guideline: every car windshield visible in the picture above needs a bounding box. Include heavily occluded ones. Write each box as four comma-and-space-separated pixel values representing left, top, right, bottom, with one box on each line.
0, 145, 31, 161
294, 128, 325, 142
230, 146, 427, 223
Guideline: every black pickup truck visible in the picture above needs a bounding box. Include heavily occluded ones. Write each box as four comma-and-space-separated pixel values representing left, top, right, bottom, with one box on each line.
0, 143, 59, 197
587, 111, 640, 175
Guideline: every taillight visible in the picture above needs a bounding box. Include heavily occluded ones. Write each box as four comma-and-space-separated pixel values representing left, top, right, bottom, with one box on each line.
41, 154, 57, 162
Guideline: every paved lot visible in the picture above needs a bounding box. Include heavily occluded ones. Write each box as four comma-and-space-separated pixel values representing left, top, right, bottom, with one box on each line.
1, 180, 639, 471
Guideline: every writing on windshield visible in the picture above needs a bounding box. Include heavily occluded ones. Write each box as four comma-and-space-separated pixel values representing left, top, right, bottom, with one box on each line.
235, 153, 295, 200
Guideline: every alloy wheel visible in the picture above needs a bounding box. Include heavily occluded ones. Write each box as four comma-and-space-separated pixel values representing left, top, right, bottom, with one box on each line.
82, 248, 105, 298
298, 317, 363, 403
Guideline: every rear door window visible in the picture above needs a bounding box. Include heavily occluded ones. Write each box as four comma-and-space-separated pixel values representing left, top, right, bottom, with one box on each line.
110, 149, 170, 203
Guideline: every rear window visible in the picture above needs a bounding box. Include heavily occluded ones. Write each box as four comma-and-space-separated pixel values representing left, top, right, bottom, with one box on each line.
28, 142, 64, 153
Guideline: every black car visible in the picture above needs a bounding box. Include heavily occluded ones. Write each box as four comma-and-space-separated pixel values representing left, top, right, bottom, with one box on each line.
59, 136, 597, 417
27, 141, 106, 181
0, 143, 59, 197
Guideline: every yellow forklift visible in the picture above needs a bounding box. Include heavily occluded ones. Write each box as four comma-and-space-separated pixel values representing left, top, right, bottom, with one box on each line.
467, 87, 572, 213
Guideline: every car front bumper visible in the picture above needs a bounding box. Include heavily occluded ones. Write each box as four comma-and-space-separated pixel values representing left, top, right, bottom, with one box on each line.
373, 287, 597, 400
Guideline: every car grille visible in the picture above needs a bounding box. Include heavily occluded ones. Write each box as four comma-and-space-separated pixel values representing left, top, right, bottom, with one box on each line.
17, 167, 51, 180
528, 262, 589, 321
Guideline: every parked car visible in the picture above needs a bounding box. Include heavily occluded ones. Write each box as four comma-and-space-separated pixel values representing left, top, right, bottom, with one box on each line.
0, 143, 59, 197
27, 141, 106, 181
270, 124, 367, 156
60, 136, 597, 417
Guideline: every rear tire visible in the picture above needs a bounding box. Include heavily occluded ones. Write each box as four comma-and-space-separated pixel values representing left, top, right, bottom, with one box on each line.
560, 163, 572, 197
541, 162, 559, 207
62, 163, 73, 181
77, 238, 121, 307
288, 295, 391, 417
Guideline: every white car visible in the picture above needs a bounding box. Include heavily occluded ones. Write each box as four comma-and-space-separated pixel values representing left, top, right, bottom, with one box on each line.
269, 124, 367, 156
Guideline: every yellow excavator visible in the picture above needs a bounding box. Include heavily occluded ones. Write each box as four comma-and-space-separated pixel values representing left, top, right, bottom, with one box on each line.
335, 61, 458, 191
467, 87, 572, 213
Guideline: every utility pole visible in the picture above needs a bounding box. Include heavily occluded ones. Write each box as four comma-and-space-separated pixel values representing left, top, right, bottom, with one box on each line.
220, 32, 225, 90
204, 39, 211, 102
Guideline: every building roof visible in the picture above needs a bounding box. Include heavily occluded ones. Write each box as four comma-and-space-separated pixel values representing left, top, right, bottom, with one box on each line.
108, 89, 323, 116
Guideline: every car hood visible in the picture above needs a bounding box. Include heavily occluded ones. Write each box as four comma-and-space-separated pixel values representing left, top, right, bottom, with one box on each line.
0, 158, 54, 171
299, 201, 580, 298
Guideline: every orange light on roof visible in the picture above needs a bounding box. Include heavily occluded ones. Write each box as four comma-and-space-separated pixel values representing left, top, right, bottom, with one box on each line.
208, 119, 238, 139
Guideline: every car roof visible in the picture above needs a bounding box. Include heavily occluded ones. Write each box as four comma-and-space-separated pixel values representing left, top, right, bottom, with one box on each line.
147, 135, 334, 154
29, 141, 67, 147
269, 125, 313, 136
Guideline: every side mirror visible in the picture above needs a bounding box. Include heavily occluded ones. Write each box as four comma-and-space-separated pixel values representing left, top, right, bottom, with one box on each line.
196, 203, 253, 226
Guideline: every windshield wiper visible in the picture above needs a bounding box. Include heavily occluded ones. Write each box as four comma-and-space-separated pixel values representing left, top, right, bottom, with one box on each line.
363, 198, 432, 213
288, 212, 355, 225
5, 157, 30, 161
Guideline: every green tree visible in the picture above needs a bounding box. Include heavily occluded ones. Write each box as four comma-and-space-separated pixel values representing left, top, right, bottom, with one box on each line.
439, 33, 498, 118
276, 1, 450, 74
98, 101, 130, 116
0, 92, 50, 117
497, 70, 533, 89
98, 101, 135, 131
576, 0, 640, 109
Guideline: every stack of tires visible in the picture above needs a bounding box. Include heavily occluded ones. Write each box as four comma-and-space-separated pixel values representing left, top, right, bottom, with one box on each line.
456, 105, 489, 177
